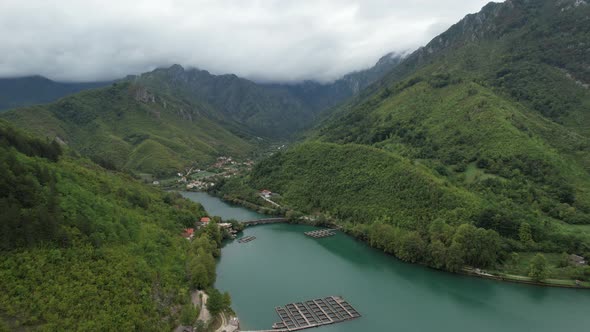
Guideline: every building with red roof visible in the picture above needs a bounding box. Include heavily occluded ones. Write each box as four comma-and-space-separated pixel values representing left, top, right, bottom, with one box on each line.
182, 228, 194, 239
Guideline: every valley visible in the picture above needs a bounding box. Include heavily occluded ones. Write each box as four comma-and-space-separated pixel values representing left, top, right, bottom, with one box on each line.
1, 0, 589, 331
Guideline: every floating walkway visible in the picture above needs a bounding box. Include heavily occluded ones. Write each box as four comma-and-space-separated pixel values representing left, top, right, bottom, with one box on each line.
238, 235, 256, 243
270, 296, 360, 331
304, 229, 336, 239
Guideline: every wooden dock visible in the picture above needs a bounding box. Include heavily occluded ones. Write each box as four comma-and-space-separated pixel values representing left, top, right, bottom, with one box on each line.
270, 296, 360, 331
304, 229, 336, 239
238, 235, 256, 243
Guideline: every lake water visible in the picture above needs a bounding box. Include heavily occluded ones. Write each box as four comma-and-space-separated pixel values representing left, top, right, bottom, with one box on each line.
180, 191, 268, 221
183, 191, 590, 332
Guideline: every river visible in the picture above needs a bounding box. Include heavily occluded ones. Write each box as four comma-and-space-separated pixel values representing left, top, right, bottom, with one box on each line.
182, 191, 590, 332
180, 191, 268, 221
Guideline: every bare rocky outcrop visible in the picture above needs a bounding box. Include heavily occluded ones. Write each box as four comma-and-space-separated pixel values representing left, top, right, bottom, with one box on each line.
134, 86, 156, 103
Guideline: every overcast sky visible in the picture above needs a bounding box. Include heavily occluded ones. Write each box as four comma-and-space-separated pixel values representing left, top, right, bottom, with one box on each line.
0, 0, 494, 83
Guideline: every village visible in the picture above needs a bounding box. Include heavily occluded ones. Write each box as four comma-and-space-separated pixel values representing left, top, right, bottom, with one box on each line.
149, 156, 256, 191
179, 156, 255, 191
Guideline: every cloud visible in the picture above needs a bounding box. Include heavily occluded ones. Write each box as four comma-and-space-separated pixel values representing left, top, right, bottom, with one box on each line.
0, 0, 494, 82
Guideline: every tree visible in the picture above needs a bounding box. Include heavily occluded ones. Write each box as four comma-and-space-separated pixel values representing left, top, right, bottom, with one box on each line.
558, 252, 570, 268
528, 253, 549, 282
397, 231, 426, 263
187, 257, 210, 289
519, 223, 534, 247
206, 289, 225, 316
508, 252, 520, 269
429, 240, 448, 269
451, 224, 500, 268
222, 292, 231, 309
204, 221, 222, 247
179, 303, 197, 326
428, 218, 453, 244
445, 242, 465, 272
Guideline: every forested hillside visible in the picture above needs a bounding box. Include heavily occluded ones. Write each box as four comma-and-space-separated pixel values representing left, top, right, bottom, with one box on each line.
222, 0, 590, 279
1, 82, 253, 176
0, 120, 225, 330
0, 76, 109, 111
370, 0, 590, 135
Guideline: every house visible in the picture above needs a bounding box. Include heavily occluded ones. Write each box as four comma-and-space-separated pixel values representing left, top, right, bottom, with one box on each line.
181, 228, 194, 240
260, 189, 272, 198
200, 217, 211, 223
570, 254, 586, 266
218, 223, 232, 229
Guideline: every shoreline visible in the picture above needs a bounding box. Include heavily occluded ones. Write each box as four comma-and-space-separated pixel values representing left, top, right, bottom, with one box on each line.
214, 192, 590, 290
460, 268, 590, 289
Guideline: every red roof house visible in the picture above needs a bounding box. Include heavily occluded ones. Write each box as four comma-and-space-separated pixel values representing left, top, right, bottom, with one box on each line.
200, 217, 211, 223
182, 228, 195, 239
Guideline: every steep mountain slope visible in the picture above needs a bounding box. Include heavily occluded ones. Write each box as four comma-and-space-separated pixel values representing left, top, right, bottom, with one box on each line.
1, 82, 253, 175
130, 65, 312, 139
264, 53, 405, 115
229, 0, 590, 275
0, 76, 109, 111
372, 0, 590, 135
0, 120, 219, 330
130, 54, 403, 139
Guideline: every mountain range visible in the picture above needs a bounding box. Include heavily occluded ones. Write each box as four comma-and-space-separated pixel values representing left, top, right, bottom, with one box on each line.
0, 51, 404, 174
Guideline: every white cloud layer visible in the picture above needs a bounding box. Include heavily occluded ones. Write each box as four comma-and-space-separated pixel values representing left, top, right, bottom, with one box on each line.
0, 0, 493, 82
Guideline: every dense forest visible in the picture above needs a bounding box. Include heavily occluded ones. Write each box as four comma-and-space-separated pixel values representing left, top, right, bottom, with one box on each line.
0, 120, 222, 330
216, 0, 590, 283
230, 143, 589, 278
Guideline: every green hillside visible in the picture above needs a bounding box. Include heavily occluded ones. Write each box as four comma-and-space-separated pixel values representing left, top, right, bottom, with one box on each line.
251, 142, 481, 223
224, 0, 590, 278
0, 120, 222, 330
375, 0, 590, 135
1, 82, 253, 176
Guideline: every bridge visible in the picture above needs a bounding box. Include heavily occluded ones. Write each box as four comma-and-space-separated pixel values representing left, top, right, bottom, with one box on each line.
242, 218, 288, 227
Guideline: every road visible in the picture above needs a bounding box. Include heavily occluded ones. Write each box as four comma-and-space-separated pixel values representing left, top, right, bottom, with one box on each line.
260, 195, 280, 207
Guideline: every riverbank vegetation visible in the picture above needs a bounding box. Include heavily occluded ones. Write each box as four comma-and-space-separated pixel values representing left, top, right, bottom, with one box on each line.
215, 141, 590, 285
0, 120, 223, 330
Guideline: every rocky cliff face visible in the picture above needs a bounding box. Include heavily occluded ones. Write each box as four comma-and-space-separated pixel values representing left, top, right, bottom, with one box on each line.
126, 51, 405, 139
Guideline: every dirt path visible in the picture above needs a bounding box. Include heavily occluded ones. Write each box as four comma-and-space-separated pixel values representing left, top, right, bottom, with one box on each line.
197, 291, 211, 323
191, 290, 201, 308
